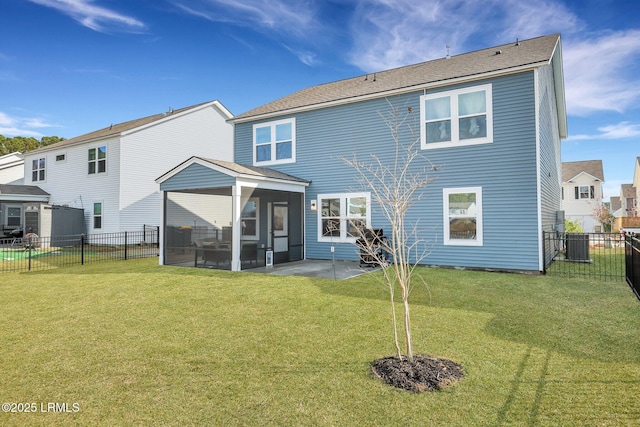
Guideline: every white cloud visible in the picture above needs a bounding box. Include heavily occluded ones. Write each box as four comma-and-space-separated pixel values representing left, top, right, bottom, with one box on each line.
0, 112, 58, 137
27, 0, 145, 33
563, 30, 640, 115
568, 121, 640, 141
346, 0, 580, 72
174, 0, 316, 38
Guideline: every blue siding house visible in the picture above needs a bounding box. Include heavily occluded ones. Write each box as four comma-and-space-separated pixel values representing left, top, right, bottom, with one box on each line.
157, 34, 567, 273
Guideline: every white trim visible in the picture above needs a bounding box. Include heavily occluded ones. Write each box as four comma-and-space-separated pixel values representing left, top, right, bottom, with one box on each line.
443, 187, 483, 246
252, 118, 296, 166
534, 68, 544, 272
317, 192, 371, 243
420, 84, 493, 150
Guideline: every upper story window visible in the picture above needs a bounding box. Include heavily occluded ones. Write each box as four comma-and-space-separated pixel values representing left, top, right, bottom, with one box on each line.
55, 153, 66, 162
253, 118, 295, 166
421, 84, 493, 150
443, 187, 483, 246
575, 186, 594, 199
31, 157, 45, 182
88, 146, 107, 174
318, 192, 370, 243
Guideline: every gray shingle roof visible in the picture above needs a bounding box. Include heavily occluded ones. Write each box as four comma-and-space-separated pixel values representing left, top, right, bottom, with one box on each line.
199, 158, 310, 184
0, 184, 50, 196
29, 100, 225, 154
233, 34, 561, 122
562, 160, 605, 182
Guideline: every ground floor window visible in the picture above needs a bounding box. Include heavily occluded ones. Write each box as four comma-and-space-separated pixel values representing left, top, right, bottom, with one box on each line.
443, 187, 483, 246
7, 206, 21, 227
93, 202, 103, 229
317, 192, 370, 242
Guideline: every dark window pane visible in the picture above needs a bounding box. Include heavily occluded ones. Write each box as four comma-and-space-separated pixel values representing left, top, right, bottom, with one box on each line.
459, 115, 486, 140
98, 160, 106, 173
426, 120, 451, 143
256, 145, 271, 162
276, 141, 292, 160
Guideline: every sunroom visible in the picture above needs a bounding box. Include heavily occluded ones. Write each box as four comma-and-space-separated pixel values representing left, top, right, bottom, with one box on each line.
156, 157, 309, 271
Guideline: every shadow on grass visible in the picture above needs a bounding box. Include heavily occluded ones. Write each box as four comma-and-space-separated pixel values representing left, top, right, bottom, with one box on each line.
312, 266, 640, 365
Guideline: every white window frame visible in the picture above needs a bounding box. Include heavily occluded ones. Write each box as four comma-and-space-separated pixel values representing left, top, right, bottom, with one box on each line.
253, 118, 296, 166
31, 157, 46, 182
88, 145, 107, 175
420, 84, 493, 150
55, 153, 67, 163
443, 187, 483, 246
317, 192, 371, 243
93, 202, 103, 230
241, 197, 259, 241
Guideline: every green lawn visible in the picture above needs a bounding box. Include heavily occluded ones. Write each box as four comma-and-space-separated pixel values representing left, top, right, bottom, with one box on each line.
1, 258, 638, 426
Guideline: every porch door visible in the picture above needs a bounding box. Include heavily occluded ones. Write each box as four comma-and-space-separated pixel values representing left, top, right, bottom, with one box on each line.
270, 202, 289, 264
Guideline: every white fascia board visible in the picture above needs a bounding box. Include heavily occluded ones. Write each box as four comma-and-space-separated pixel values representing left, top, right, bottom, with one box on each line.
0, 194, 49, 202
123, 101, 232, 137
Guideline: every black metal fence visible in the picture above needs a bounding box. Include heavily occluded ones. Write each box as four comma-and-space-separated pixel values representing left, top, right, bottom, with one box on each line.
0, 227, 159, 273
543, 232, 626, 281
626, 233, 640, 299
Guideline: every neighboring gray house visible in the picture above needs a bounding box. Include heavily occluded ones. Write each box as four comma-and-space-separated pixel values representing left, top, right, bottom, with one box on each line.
0, 184, 49, 237
158, 34, 567, 273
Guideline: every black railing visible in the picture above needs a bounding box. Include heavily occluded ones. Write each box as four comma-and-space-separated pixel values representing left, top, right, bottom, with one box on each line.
0, 228, 159, 273
625, 233, 640, 300
543, 232, 625, 281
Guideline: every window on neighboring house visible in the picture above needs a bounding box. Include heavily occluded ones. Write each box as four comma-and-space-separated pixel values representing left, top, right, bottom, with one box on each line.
31, 157, 45, 182
93, 202, 102, 229
88, 146, 107, 174
575, 185, 594, 199
253, 118, 295, 165
7, 207, 21, 227
241, 198, 259, 240
443, 187, 483, 246
421, 84, 493, 150
56, 154, 66, 162
318, 192, 370, 242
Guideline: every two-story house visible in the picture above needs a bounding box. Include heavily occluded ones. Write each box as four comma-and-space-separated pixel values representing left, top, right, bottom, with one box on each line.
23, 100, 233, 237
561, 160, 605, 232
157, 34, 567, 273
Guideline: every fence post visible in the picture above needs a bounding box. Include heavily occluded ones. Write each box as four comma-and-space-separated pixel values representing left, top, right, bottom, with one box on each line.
124, 231, 128, 260
156, 226, 160, 248
28, 235, 32, 271
81, 234, 85, 265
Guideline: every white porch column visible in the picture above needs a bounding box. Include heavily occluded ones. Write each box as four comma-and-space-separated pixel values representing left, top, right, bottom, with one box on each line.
231, 183, 242, 271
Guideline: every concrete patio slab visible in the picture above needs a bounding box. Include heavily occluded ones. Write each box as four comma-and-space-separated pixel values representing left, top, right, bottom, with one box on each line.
245, 259, 378, 280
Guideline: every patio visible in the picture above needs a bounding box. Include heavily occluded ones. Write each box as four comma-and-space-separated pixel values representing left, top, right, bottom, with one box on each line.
246, 259, 378, 280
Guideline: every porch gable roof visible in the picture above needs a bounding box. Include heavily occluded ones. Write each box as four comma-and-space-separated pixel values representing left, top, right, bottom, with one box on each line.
156, 156, 310, 190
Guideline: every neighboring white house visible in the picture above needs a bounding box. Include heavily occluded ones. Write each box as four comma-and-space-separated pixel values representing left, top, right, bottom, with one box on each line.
562, 160, 605, 232
0, 152, 24, 185
22, 100, 234, 235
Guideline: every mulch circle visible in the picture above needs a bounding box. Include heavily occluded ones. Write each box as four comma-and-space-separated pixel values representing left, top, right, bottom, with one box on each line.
371, 354, 463, 392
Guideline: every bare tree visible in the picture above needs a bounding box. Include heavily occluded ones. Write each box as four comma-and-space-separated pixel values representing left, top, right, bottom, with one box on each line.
592, 200, 615, 232
341, 99, 436, 362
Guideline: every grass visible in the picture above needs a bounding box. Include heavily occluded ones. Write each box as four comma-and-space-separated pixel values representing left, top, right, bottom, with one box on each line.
1, 258, 638, 426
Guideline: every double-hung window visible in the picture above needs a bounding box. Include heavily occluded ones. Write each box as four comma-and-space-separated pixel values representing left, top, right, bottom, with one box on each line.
576, 185, 594, 199
253, 118, 295, 166
443, 187, 483, 246
93, 202, 103, 229
318, 192, 370, 242
88, 146, 107, 174
421, 84, 493, 149
32, 157, 45, 182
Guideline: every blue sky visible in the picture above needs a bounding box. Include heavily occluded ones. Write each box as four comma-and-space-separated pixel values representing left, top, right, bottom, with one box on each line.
2, 0, 639, 201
